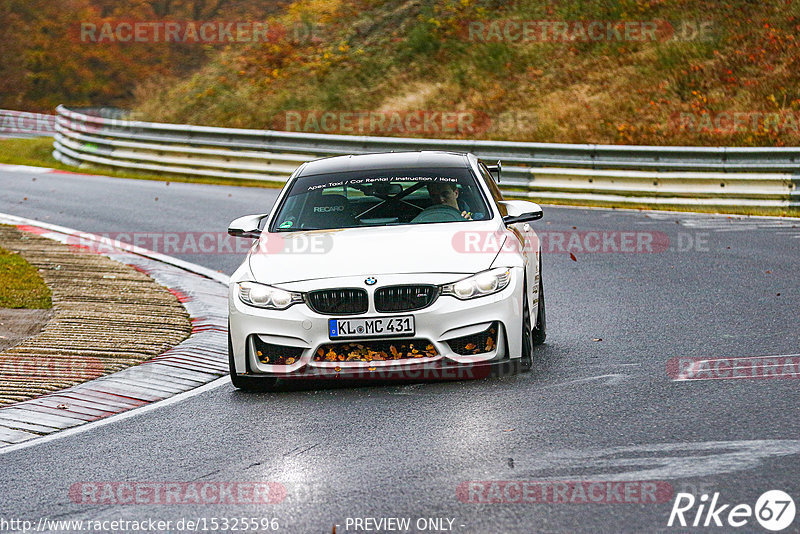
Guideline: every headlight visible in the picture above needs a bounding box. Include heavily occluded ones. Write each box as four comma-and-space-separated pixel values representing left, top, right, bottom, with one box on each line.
441, 268, 511, 300
238, 282, 303, 309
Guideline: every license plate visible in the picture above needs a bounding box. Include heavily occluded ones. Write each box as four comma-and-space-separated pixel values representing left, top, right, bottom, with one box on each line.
328, 316, 415, 339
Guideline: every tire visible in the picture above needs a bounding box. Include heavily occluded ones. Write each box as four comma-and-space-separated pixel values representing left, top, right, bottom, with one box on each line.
532, 258, 547, 346
228, 328, 278, 391
519, 281, 533, 372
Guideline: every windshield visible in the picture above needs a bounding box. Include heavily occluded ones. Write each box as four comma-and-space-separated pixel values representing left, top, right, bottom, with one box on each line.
270, 167, 492, 231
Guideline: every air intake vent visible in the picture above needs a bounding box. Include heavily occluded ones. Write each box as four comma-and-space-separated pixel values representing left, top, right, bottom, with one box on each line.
447, 323, 498, 355
251, 336, 304, 365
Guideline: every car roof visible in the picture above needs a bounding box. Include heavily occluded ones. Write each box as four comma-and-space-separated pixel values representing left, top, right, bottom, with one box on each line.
296, 151, 471, 177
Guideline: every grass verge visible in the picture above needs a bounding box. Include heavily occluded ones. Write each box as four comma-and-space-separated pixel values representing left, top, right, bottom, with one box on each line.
0, 234, 52, 309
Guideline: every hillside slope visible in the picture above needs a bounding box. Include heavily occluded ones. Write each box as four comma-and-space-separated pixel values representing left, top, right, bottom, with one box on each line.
126, 0, 799, 146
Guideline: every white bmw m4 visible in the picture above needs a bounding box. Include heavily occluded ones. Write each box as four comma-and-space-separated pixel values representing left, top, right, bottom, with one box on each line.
227, 151, 545, 390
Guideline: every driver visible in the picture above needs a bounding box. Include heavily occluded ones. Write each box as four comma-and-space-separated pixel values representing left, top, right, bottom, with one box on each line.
426, 182, 472, 220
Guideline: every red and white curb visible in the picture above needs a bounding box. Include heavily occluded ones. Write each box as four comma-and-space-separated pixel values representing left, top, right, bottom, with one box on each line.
0, 163, 75, 175
0, 213, 231, 449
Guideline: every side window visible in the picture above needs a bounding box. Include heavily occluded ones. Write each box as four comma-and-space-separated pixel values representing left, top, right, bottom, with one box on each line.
478, 162, 507, 216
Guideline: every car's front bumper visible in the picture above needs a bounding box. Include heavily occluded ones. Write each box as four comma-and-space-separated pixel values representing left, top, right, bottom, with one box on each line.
228, 269, 525, 379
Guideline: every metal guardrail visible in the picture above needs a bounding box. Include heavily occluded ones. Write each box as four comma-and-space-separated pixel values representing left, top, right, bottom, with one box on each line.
0, 109, 56, 138
46, 105, 799, 210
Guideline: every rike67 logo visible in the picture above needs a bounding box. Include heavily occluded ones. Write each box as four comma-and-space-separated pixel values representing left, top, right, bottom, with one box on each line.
668, 490, 796, 531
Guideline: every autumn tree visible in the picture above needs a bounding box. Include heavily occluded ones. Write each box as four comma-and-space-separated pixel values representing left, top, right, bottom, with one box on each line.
0, 0, 286, 112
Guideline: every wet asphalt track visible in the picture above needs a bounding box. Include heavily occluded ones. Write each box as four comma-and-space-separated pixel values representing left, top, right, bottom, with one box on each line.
1, 169, 799, 533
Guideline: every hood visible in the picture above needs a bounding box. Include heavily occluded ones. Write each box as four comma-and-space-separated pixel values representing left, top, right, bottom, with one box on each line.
248, 221, 508, 284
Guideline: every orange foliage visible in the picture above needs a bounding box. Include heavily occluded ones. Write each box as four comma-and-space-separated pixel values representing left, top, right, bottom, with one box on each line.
0, 0, 285, 111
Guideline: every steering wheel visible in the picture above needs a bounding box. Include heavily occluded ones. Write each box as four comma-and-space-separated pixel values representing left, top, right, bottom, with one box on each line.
411, 204, 465, 223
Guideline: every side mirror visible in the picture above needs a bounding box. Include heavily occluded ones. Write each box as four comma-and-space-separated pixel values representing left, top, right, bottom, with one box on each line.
499, 200, 543, 225
486, 160, 502, 182
228, 214, 267, 238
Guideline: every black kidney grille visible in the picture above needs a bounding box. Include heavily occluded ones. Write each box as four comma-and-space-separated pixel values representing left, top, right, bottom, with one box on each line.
307, 288, 368, 315
374, 285, 439, 312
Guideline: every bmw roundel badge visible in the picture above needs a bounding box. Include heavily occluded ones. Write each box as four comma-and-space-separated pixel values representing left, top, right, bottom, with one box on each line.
365, 277, 377, 286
